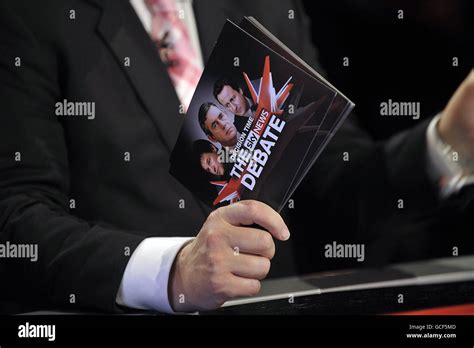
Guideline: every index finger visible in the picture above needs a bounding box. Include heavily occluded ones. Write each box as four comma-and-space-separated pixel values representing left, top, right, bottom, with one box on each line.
219, 200, 290, 241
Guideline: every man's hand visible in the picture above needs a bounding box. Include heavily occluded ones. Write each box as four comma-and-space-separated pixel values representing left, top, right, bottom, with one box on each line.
168, 200, 290, 312
438, 70, 474, 169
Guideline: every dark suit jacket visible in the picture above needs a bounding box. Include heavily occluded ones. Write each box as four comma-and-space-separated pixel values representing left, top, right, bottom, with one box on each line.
0, 0, 472, 314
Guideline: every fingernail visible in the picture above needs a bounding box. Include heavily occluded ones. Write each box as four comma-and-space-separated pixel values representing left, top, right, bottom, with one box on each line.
282, 229, 290, 241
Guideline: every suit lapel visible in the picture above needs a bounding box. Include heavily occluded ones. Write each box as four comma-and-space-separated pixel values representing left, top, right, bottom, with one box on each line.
89, 0, 183, 152
193, 0, 246, 63
88, 0, 244, 152
458, 185, 474, 213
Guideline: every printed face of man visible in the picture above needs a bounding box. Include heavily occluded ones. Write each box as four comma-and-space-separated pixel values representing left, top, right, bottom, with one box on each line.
204, 105, 238, 146
217, 85, 248, 116
200, 150, 224, 176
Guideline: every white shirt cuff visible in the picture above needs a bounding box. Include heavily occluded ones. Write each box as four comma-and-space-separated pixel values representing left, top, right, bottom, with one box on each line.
116, 237, 193, 314
426, 114, 474, 197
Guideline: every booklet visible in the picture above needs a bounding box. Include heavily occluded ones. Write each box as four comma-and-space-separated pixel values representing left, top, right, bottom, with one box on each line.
170, 18, 354, 212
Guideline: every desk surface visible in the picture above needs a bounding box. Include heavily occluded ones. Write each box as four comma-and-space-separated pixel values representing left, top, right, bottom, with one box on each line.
206, 280, 474, 315
17, 256, 474, 316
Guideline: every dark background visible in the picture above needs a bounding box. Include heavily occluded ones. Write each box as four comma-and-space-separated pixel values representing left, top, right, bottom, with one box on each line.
303, 0, 473, 139
268, 0, 474, 278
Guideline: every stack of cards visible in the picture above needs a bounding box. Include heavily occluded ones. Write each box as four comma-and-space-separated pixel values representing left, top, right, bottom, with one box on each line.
170, 17, 354, 212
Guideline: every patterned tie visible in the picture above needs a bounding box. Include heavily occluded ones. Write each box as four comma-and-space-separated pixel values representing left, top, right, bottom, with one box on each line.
145, 0, 203, 109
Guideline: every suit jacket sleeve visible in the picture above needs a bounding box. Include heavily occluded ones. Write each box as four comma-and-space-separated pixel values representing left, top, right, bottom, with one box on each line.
0, 3, 145, 313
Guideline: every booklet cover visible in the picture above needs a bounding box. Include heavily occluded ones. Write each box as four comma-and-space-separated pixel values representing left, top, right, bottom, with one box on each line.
170, 19, 354, 212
